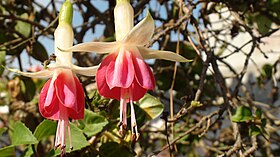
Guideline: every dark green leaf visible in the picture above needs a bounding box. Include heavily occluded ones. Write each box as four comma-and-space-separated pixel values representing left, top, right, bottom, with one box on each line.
81, 109, 108, 137
99, 142, 135, 157
137, 93, 164, 120
255, 14, 272, 35
255, 108, 262, 119
0, 51, 5, 76
31, 42, 48, 62
34, 120, 57, 141
20, 76, 36, 101
0, 145, 15, 157
249, 125, 261, 136
231, 106, 253, 122
261, 64, 273, 78
11, 121, 38, 145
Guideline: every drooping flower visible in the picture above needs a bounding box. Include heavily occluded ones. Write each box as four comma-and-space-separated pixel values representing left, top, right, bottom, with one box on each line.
8, 0, 98, 155
63, 0, 191, 141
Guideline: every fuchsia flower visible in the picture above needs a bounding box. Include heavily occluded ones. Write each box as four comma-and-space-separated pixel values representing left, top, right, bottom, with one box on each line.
64, 0, 190, 141
8, 0, 98, 155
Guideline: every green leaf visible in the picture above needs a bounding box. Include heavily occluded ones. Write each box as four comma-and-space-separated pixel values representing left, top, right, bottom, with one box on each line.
137, 93, 164, 120
15, 13, 31, 38
31, 42, 48, 62
261, 64, 273, 78
0, 127, 7, 137
0, 145, 15, 157
99, 142, 135, 157
231, 106, 253, 122
255, 14, 272, 35
20, 76, 36, 101
11, 121, 38, 145
0, 51, 5, 76
191, 101, 203, 108
81, 109, 108, 137
249, 125, 261, 136
20, 145, 34, 157
255, 108, 262, 119
34, 120, 57, 141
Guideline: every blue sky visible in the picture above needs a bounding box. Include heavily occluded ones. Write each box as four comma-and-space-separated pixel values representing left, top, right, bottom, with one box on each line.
16, 0, 199, 69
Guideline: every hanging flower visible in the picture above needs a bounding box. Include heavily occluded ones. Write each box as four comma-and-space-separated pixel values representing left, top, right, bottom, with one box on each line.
8, 0, 98, 155
62, 0, 191, 141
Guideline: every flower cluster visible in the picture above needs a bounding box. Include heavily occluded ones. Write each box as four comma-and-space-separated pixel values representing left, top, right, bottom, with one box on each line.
8, 0, 190, 156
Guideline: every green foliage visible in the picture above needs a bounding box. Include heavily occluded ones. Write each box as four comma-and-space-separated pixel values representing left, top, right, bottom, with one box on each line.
34, 119, 56, 141
99, 142, 135, 157
0, 51, 5, 76
0, 145, 15, 157
30, 42, 48, 62
11, 121, 37, 145
137, 93, 164, 120
79, 109, 109, 137
0, 128, 7, 137
231, 106, 253, 122
63, 123, 89, 153
15, 13, 31, 38
19, 76, 36, 102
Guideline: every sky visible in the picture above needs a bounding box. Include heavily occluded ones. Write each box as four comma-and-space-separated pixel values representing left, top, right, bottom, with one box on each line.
15, 0, 200, 70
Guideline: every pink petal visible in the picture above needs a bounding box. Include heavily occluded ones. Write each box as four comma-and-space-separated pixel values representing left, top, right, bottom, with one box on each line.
96, 53, 121, 100
106, 50, 135, 89
132, 54, 155, 90
55, 70, 77, 110
39, 79, 60, 119
44, 78, 56, 107
131, 80, 147, 101
68, 75, 85, 119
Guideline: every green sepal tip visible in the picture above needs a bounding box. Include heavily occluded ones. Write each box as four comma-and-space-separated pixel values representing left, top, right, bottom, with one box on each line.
59, 0, 73, 25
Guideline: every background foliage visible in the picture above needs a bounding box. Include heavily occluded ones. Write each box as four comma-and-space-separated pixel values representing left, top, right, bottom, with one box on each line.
0, 0, 280, 156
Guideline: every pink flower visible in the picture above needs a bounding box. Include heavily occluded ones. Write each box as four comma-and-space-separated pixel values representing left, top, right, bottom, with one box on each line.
8, 0, 98, 155
39, 69, 84, 154
63, 0, 191, 141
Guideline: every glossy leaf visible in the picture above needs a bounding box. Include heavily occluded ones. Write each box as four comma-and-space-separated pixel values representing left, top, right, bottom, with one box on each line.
231, 106, 253, 122
11, 121, 38, 145
34, 119, 57, 141
137, 93, 164, 120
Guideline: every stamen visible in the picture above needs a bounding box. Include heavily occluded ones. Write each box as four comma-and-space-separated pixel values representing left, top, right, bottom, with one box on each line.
120, 98, 124, 125
60, 145, 66, 157
67, 123, 73, 150
61, 119, 66, 150
55, 120, 62, 149
122, 102, 127, 129
130, 99, 140, 142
